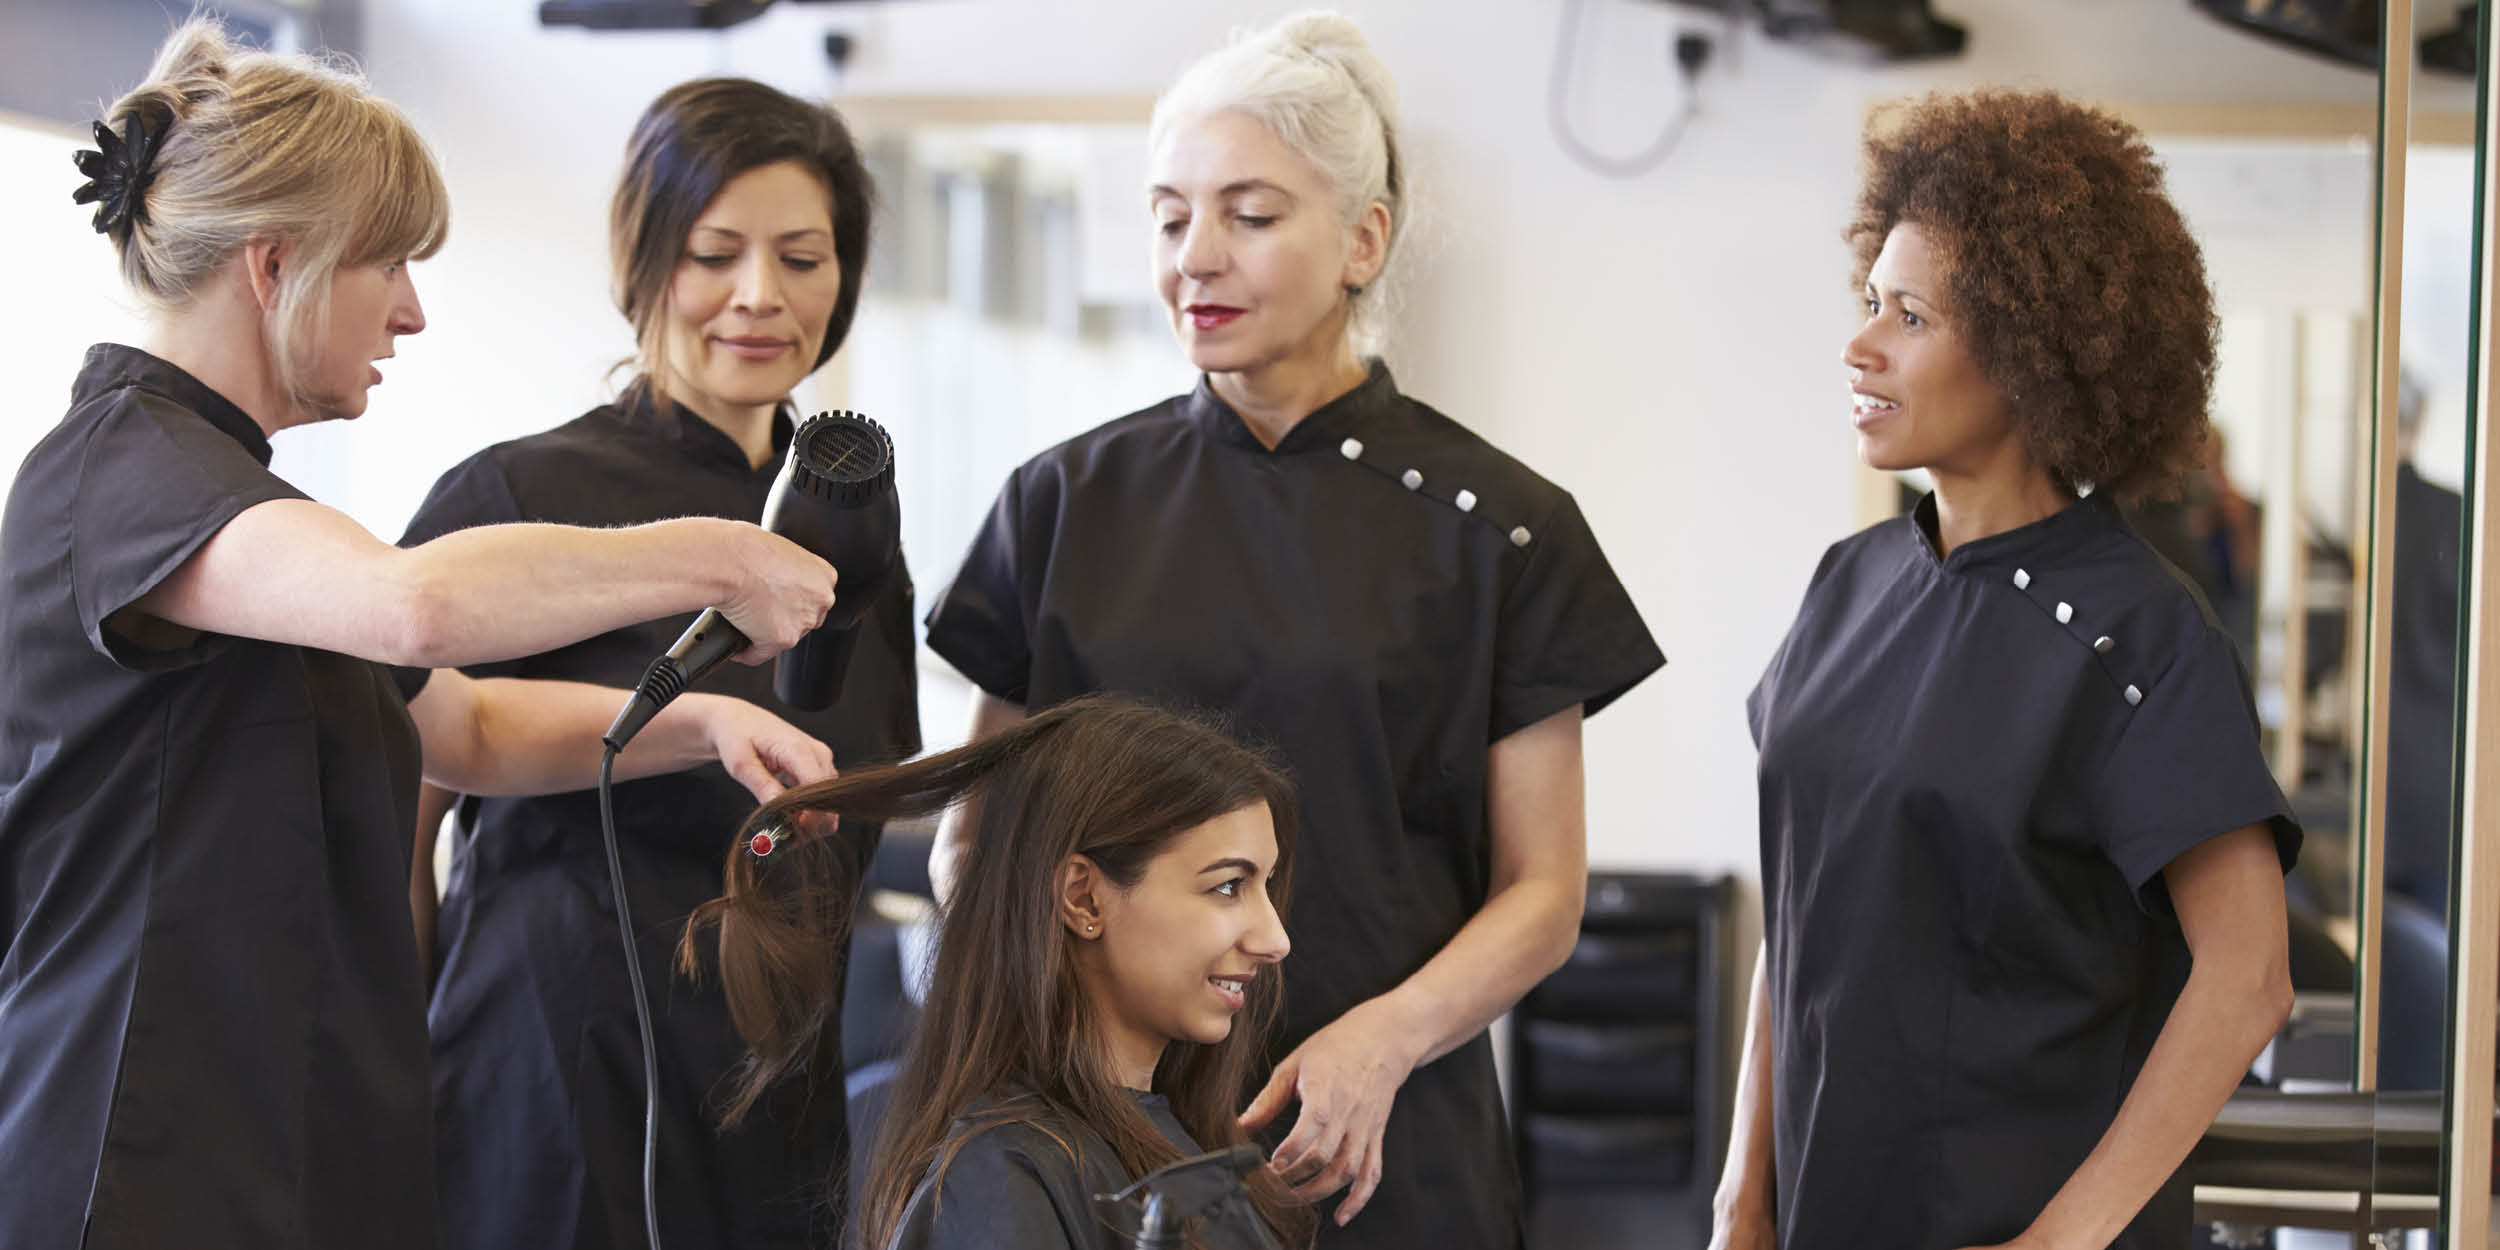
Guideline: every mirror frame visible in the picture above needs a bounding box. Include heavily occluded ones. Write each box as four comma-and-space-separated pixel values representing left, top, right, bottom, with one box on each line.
2449, 0, 2500, 1240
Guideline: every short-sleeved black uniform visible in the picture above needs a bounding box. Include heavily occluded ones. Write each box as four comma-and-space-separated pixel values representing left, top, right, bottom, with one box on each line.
0, 344, 436, 1250
1747, 492, 2301, 1250
891, 1088, 1280, 1250
402, 390, 921, 1250
924, 363, 1663, 1248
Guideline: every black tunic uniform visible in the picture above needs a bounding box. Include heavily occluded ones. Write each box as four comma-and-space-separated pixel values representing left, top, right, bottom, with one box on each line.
401, 392, 922, 1250
1747, 492, 2300, 1250
891, 1088, 1280, 1250
925, 363, 1662, 1249
0, 344, 436, 1250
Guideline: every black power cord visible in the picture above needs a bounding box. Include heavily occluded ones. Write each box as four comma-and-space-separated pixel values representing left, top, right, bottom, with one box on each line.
597, 745, 667, 1250
1549, 0, 1716, 178
589, 411, 896, 1250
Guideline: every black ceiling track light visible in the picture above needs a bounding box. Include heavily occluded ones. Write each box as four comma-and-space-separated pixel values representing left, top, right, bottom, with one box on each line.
538, 0, 883, 32
1654, 0, 1967, 62
2420, 3, 2482, 77
1755, 0, 1968, 61
2188, 0, 2488, 76
2188, 0, 2379, 69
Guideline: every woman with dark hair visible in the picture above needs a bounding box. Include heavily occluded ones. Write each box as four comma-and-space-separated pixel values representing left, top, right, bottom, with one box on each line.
0, 26, 840, 1250
688, 693, 1312, 1250
1711, 91, 2300, 1250
403, 78, 916, 1250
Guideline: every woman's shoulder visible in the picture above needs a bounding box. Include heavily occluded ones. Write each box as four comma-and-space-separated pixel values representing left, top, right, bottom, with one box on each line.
50, 354, 256, 465
939, 1090, 1108, 1169
439, 405, 637, 480
35, 353, 293, 514
2057, 504, 2241, 672
1370, 389, 1574, 521
1011, 395, 1197, 478
890, 1096, 1115, 1250
401, 406, 641, 536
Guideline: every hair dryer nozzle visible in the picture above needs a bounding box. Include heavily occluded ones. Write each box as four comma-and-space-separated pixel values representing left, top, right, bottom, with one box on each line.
782, 410, 895, 505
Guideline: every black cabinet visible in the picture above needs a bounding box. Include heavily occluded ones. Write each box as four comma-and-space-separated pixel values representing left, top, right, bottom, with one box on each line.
1511, 872, 1733, 1249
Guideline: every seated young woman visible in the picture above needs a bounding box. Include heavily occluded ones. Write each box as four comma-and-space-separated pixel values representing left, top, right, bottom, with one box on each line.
686, 693, 1315, 1250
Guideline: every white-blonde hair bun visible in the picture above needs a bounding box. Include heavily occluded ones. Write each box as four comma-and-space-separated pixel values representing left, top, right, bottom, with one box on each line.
1152, 10, 1410, 351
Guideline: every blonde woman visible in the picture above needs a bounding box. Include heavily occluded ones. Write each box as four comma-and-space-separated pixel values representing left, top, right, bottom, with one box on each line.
0, 23, 841, 1250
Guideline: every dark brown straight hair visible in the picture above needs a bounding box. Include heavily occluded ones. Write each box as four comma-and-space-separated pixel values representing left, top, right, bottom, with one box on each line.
681, 693, 1315, 1249
609, 76, 872, 404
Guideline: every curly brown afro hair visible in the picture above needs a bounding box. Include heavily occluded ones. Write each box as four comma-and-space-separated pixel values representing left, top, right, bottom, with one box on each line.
1847, 90, 2218, 500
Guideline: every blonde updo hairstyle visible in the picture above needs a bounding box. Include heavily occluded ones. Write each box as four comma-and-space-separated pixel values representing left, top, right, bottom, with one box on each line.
1150, 11, 1407, 353
97, 19, 449, 404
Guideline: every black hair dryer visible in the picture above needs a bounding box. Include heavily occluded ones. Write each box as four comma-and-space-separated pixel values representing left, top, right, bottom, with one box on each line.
604, 410, 897, 749
762, 411, 899, 710
1095, 1145, 1266, 1250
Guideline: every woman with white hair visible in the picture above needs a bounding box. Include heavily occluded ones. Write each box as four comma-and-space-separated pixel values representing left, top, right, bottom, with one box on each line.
924, 12, 1662, 1245
0, 21, 841, 1250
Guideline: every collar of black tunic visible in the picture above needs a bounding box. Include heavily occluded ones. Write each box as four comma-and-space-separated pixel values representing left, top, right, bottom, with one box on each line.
75, 342, 276, 466
1184, 359, 1398, 454
613, 383, 797, 477
1909, 488, 2122, 574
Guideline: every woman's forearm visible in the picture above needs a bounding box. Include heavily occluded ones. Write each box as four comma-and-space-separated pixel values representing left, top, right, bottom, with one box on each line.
1379, 872, 1584, 1067
138, 500, 828, 671
1375, 707, 1588, 1067
2012, 962, 2284, 1250
391, 518, 750, 668
417, 676, 740, 796
2008, 827, 2291, 1250
1715, 947, 1778, 1223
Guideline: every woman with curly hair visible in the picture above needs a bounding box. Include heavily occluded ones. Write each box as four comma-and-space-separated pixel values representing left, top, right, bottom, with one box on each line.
1711, 90, 2301, 1250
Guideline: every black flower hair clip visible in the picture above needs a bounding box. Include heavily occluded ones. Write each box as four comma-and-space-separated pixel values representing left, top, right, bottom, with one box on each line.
71, 101, 173, 242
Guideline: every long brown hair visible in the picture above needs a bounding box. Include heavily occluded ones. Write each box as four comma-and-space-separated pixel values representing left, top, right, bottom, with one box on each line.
681, 694, 1315, 1249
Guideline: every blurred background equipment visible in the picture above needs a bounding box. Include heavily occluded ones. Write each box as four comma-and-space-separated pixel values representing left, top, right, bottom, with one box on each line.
537, 0, 885, 31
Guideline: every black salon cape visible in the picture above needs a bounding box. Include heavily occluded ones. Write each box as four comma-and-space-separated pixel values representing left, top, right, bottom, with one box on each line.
401, 392, 921, 1250
925, 363, 1663, 1248
0, 344, 435, 1250
1747, 493, 2300, 1250
892, 1089, 1280, 1250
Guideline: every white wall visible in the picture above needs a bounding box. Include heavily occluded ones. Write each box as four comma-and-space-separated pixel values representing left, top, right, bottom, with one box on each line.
2, 112, 152, 521
332, 0, 2453, 931
2403, 144, 2481, 492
